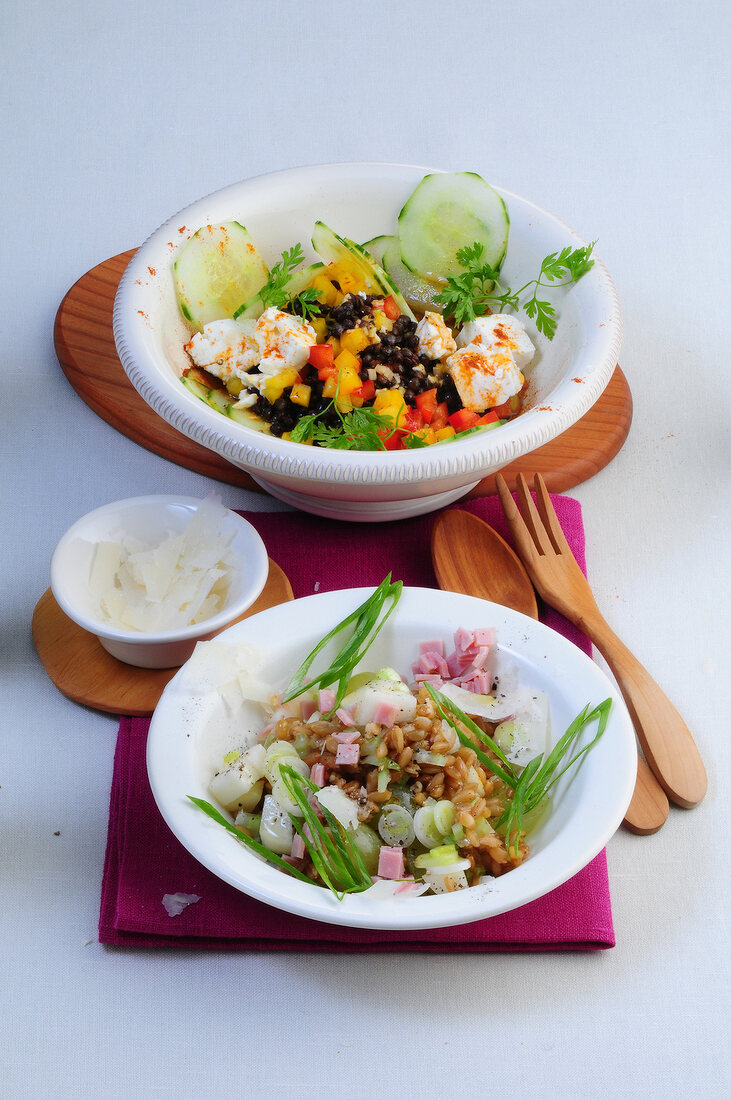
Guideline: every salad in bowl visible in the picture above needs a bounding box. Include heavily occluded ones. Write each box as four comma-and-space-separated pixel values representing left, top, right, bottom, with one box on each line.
114, 163, 621, 520
147, 582, 636, 930
174, 172, 595, 453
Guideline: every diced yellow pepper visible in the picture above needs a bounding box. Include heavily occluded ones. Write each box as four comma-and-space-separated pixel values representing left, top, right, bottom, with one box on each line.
338, 269, 366, 295
311, 317, 328, 343
411, 427, 436, 446
373, 388, 407, 428
262, 367, 299, 404
329, 335, 341, 359
337, 368, 362, 397
322, 375, 339, 399
290, 383, 312, 407
310, 274, 339, 308
372, 309, 393, 333
340, 327, 371, 355
225, 377, 243, 396
334, 349, 361, 374
435, 426, 456, 441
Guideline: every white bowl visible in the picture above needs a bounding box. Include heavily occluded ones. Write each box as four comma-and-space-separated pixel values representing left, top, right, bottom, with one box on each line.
147, 587, 636, 930
113, 163, 622, 522
50, 495, 269, 669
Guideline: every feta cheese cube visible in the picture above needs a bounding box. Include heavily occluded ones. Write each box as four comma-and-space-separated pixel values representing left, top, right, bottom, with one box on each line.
254, 307, 316, 376
185, 319, 260, 382
415, 311, 457, 361
447, 346, 523, 412
456, 314, 535, 371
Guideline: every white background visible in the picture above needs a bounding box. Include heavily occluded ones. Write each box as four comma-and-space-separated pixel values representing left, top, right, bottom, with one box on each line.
2, 1, 729, 1096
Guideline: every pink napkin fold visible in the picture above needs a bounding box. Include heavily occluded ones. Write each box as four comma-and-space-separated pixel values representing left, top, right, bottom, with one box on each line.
99, 494, 615, 951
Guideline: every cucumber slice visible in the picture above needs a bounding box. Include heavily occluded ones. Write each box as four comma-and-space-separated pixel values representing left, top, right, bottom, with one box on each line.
233, 261, 325, 320
360, 235, 391, 265
311, 221, 415, 319
397, 172, 509, 281
174, 222, 268, 330
381, 237, 445, 314
182, 370, 266, 429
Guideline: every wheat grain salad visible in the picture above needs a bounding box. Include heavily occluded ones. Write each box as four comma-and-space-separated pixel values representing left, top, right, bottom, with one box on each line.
191, 578, 611, 901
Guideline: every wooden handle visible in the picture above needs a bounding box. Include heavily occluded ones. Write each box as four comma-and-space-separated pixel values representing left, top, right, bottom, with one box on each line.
622, 755, 670, 834
581, 612, 707, 808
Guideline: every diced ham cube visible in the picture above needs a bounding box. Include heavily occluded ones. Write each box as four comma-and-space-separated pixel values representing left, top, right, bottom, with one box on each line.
300, 698, 317, 721
454, 627, 475, 653
373, 700, 399, 726
419, 639, 445, 656
290, 834, 306, 860
413, 674, 444, 686
309, 763, 326, 787
335, 707, 356, 726
333, 729, 359, 743
377, 846, 405, 880
335, 742, 360, 766
418, 651, 450, 678
472, 628, 495, 647
318, 689, 336, 712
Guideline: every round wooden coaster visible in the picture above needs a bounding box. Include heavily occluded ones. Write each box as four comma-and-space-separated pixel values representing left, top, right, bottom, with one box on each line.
54, 250, 632, 495
32, 559, 293, 716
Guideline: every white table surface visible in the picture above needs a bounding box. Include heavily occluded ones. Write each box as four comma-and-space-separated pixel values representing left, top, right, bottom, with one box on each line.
3, 1, 729, 1096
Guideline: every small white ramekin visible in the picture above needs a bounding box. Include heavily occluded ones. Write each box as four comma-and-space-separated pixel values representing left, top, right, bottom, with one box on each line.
50, 495, 269, 668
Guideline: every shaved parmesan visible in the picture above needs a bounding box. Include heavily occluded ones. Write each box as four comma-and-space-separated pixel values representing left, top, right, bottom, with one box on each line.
89, 495, 240, 633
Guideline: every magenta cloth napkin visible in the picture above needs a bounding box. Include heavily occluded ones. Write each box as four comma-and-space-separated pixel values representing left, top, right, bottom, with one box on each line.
99, 494, 615, 951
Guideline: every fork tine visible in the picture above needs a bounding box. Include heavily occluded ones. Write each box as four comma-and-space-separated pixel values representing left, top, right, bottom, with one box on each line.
515, 473, 554, 555
533, 473, 570, 554
495, 474, 539, 563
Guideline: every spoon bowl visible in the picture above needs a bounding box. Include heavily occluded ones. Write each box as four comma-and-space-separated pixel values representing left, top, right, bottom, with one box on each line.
431, 509, 539, 619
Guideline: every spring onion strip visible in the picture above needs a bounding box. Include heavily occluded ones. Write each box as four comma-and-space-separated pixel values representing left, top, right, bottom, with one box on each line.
282, 575, 403, 714
279, 765, 372, 898
426, 686, 612, 857
187, 796, 314, 885
497, 699, 612, 855
523, 698, 612, 810
425, 684, 519, 787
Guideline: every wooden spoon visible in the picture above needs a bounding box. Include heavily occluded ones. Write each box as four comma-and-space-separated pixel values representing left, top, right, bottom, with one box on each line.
430, 509, 669, 836
431, 510, 538, 619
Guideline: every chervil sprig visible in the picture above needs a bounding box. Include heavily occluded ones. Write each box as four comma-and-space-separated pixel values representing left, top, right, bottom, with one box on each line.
435, 240, 596, 339
289, 392, 401, 451
250, 243, 322, 318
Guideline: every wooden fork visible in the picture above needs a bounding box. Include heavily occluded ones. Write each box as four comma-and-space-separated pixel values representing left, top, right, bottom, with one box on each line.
496, 473, 707, 833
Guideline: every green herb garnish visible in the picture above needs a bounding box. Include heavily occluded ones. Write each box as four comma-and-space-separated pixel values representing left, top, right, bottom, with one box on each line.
434, 240, 596, 339
282, 574, 402, 714
189, 765, 372, 901
290, 394, 400, 451
255, 243, 322, 318
426, 685, 611, 856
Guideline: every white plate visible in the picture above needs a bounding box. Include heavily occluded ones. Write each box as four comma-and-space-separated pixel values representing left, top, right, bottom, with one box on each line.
114, 163, 622, 521
147, 587, 636, 930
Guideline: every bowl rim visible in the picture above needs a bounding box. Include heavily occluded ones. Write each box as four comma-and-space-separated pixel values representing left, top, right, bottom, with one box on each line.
113, 161, 622, 486
49, 493, 269, 644
146, 585, 637, 931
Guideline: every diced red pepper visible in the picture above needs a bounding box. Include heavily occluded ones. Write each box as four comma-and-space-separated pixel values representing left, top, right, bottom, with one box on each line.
415, 388, 438, 423
448, 409, 480, 432
352, 379, 375, 402
377, 428, 405, 451
402, 406, 424, 434
430, 401, 450, 432
382, 295, 401, 321
475, 409, 500, 426
308, 344, 335, 374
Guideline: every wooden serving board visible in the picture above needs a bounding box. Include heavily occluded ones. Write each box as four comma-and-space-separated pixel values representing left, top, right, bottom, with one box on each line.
32, 559, 293, 716
54, 250, 632, 495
